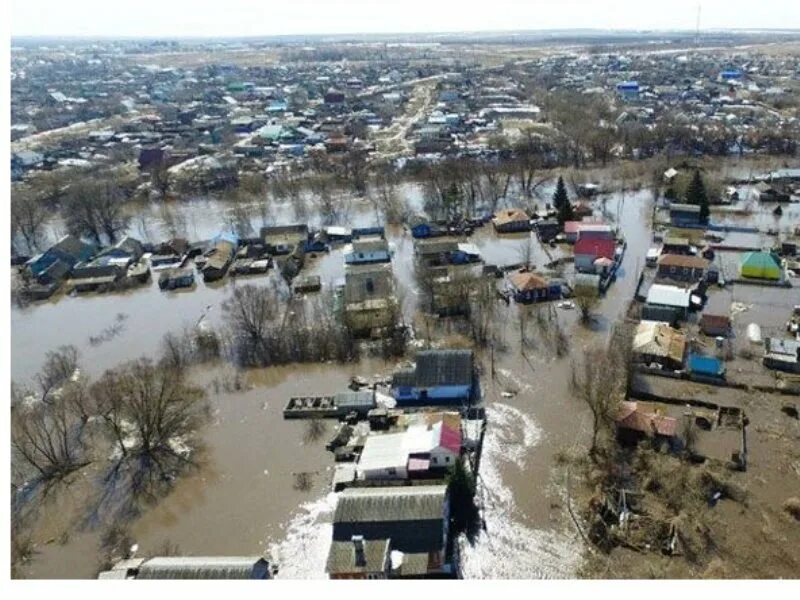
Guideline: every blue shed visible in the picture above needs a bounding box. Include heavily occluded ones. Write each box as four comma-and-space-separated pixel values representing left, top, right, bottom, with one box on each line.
688, 353, 725, 378
411, 223, 433, 239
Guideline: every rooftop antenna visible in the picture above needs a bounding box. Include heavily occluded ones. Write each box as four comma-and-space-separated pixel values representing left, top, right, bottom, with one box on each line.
694, 3, 702, 47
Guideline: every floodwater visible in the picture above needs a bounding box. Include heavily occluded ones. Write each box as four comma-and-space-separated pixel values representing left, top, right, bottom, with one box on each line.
13, 186, 655, 579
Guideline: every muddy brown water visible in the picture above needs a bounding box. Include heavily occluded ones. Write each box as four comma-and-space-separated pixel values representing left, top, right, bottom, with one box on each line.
11, 188, 696, 579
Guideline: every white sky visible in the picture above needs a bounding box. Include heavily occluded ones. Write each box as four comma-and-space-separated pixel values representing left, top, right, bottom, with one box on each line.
10, 0, 800, 38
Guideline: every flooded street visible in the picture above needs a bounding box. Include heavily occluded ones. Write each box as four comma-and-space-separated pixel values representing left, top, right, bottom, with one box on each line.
14, 186, 655, 579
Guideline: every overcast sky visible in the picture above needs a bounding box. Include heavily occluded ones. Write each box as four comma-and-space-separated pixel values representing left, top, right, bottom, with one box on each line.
10, 0, 800, 37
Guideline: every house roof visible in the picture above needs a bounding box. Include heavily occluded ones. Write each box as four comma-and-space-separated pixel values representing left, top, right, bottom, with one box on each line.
326, 539, 390, 575
344, 266, 394, 304
633, 321, 686, 363
700, 313, 731, 329
492, 208, 529, 225
615, 401, 678, 437
134, 556, 270, 579
334, 485, 448, 524
352, 238, 389, 254
509, 270, 548, 291
414, 349, 473, 387
574, 238, 615, 259
646, 284, 692, 308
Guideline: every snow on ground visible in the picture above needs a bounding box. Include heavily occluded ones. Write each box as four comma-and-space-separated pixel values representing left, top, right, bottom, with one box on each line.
268, 492, 337, 579
459, 402, 581, 579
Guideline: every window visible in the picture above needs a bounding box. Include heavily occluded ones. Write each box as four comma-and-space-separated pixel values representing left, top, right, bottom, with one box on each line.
445, 456, 450, 463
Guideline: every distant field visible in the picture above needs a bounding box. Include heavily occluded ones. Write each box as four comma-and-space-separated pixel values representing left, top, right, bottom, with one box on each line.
125, 48, 284, 68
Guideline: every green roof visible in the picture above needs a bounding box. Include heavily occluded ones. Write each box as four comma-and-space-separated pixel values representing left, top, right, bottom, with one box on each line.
740, 251, 781, 280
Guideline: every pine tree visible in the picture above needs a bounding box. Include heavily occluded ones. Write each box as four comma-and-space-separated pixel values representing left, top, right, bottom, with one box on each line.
553, 176, 574, 226
685, 170, 710, 223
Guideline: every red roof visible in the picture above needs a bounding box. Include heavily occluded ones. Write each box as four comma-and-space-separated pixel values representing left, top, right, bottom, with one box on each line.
574, 238, 616, 260
563, 221, 583, 234
615, 401, 678, 437
439, 422, 462, 454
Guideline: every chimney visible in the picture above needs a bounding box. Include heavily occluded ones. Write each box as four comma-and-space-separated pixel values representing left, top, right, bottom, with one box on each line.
352, 535, 366, 567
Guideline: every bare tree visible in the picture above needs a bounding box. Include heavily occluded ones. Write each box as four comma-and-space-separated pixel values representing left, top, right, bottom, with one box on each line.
11, 187, 48, 254
92, 359, 208, 494
12, 393, 91, 482
570, 346, 621, 460
35, 345, 79, 404
570, 323, 635, 459
64, 178, 131, 245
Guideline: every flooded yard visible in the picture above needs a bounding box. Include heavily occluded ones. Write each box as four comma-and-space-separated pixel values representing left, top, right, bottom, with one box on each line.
11, 186, 671, 579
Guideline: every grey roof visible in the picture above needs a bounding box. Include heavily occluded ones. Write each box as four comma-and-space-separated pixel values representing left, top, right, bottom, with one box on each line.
670, 203, 701, 213
414, 349, 473, 387
335, 390, 376, 410
52, 235, 94, 260
344, 267, 394, 303
326, 539, 390, 575
334, 485, 448, 523
135, 556, 270, 580
352, 238, 389, 253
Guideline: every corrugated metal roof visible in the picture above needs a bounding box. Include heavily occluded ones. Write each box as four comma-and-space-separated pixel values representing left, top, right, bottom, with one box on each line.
135, 556, 270, 579
326, 539, 390, 575
334, 485, 448, 523
414, 349, 473, 387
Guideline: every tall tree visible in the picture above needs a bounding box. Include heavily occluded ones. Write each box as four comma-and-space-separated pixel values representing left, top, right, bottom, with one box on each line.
553, 176, 574, 225
685, 170, 710, 223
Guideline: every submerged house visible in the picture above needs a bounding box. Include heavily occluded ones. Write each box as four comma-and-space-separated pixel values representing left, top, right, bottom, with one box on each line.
392, 349, 474, 406
656, 254, 709, 283
158, 268, 195, 291
201, 239, 236, 282
614, 401, 678, 446
345, 238, 391, 265
739, 251, 782, 281
632, 321, 687, 371
26, 235, 97, 285
68, 256, 126, 292
669, 203, 704, 227
98, 556, 273, 579
491, 208, 530, 233
645, 284, 693, 319
508, 270, 561, 303
260, 224, 309, 255
574, 238, 616, 274
327, 485, 451, 579
342, 266, 397, 336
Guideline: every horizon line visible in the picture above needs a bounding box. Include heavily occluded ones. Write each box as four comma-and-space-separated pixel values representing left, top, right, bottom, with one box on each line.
11, 26, 800, 42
